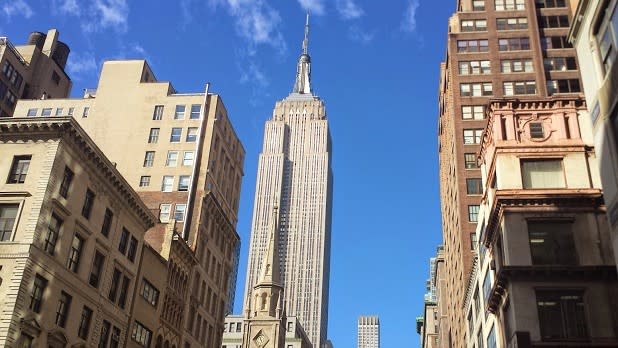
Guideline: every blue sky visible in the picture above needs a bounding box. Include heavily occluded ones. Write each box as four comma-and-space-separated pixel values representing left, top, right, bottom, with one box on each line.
1, 0, 453, 346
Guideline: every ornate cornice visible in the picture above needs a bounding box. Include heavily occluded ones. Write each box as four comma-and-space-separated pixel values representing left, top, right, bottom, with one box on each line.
0, 117, 157, 228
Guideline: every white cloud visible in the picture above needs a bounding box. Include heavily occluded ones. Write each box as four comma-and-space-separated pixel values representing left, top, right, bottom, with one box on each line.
57, 0, 80, 15
67, 52, 98, 78
297, 0, 325, 15
401, 0, 420, 33
2, 0, 34, 19
53, 0, 129, 33
348, 25, 374, 44
240, 61, 269, 88
336, 0, 363, 20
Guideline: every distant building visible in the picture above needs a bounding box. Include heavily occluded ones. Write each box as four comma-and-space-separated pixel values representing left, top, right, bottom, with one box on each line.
221, 315, 311, 348
357, 316, 379, 348
13, 59, 245, 348
243, 15, 332, 347
0, 117, 156, 347
474, 97, 618, 346
417, 247, 443, 348
569, 0, 618, 272
0, 29, 72, 117
437, 0, 583, 344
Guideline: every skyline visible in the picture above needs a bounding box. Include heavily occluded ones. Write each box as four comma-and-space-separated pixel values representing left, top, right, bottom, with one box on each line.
1, 1, 450, 347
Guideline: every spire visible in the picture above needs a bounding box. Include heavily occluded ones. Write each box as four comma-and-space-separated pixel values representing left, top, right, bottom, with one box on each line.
292, 12, 312, 95
257, 203, 281, 286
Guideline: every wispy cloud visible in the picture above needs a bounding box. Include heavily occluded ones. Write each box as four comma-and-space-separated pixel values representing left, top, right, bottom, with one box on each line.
67, 51, 98, 79
348, 25, 374, 44
2, 0, 34, 19
401, 0, 420, 33
336, 0, 363, 20
53, 0, 129, 33
297, 0, 325, 15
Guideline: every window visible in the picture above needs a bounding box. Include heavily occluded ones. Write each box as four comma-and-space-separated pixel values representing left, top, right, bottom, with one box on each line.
78, 306, 93, 339
42, 108, 52, 117
461, 19, 487, 31
4, 91, 16, 109
478, 327, 485, 348
101, 208, 113, 237
159, 204, 171, 223
460, 82, 493, 96
51, 71, 60, 84
89, 251, 105, 287
468, 205, 480, 222
161, 176, 174, 192
110, 327, 121, 348
142, 279, 160, 306
496, 17, 527, 30
139, 176, 151, 187
170, 127, 182, 142
174, 105, 186, 119
27, 108, 37, 117
166, 151, 179, 166
474, 288, 481, 315
495, 0, 525, 10
498, 37, 530, 51
482, 271, 492, 303
596, 4, 618, 75
119, 228, 129, 254
530, 122, 544, 138
1, 61, 22, 88
546, 79, 581, 94
0, 204, 19, 241
538, 15, 570, 28
471, 232, 478, 250
465, 153, 479, 169
45, 214, 62, 254
143, 151, 155, 167
467, 178, 483, 194
468, 310, 475, 336
30, 274, 47, 313
521, 159, 564, 188
528, 221, 576, 265
55, 291, 72, 328
127, 236, 138, 262
183, 151, 195, 166
108, 268, 122, 302
186, 127, 198, 142
99, 320, 111, 348
7, 155, 31, 184
473, 0, 485, 10
82, 107, 90, 118
190, 104, 201, 119
178, 175, 190, 191
118, 275, 130, 309
459, 60, 491, 75
543, 57, 577, 71
174, 204, 187, 222
541, 36, 572, 49
68, 107, 74, 116
55, 108, 63, 116
67, 234, 84, 272
501, 59, 534, 73
503, 81, 537, 95
82, 189, 95, 219
132, 321, 153, 347
536, 290, 587, 339
535, 0, 566, 7
148, 128, 160, 143
457, 39, 489, 53
152, 105, 164, 120
463, 129, 484, 144
59, 166, 74, 198
462, 105, 485, 120
20, 333, 33, 348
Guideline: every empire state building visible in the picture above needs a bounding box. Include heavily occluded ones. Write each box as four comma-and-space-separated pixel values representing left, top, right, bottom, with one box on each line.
243, 15, 333, 348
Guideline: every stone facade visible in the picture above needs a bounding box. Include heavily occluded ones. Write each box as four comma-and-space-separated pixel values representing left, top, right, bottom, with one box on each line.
357, 316, 379, 348
0, 117, 156, 347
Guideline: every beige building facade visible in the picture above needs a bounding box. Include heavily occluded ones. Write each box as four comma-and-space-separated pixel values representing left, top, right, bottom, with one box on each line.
13, 59, 245, 348
569, 0, 618, 272
437, 0, 584, 344
357, 316, 379, 348
0, 117, 156, 347
0, 29, 72, 117
474, 97, 618, 346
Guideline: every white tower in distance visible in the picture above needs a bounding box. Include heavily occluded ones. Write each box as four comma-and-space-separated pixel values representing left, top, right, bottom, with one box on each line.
358, 316, 380, 348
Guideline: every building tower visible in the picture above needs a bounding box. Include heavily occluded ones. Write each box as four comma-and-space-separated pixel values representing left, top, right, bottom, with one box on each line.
357, 316, 380, 348
243, 205, 286, 348
437, 0, 582, 344
243, 14, 333, 347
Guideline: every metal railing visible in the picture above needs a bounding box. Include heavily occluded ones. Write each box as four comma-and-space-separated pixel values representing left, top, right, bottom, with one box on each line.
0, 37, 29, 66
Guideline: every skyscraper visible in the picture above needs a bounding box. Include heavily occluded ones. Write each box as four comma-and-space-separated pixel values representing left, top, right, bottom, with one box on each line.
437, 0, 582, 344
357, 316, 380, 348
243, 15, 333, 347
